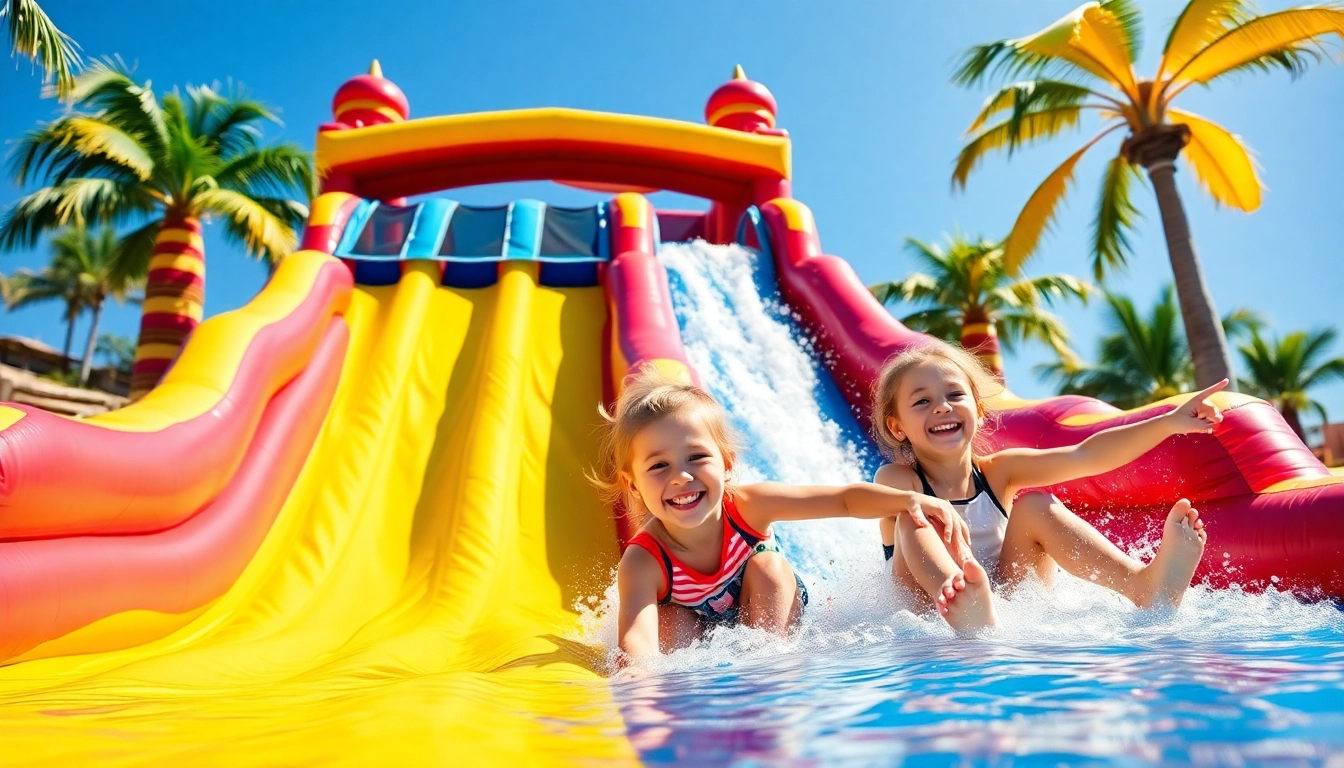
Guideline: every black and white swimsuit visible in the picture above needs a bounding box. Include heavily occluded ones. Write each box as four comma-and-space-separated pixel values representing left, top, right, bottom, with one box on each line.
914, 464, 1010, 573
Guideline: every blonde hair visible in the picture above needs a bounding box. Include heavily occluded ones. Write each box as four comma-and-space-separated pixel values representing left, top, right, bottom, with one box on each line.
870, 343, 1004, 464
590, 366, 740, 521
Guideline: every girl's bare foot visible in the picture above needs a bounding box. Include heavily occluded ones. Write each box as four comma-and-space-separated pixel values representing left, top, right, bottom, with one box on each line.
934, 570, 967, 615
1134, 499, 1208, 608
942, 557, 998, 632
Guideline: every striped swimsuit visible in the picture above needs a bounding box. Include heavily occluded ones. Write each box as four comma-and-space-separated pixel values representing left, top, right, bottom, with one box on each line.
625, 495, 808, 621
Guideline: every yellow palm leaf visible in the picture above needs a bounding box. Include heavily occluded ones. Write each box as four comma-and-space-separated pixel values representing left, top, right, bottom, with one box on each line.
1172, 7, 1344, 84
1160, 0, 1252, 77
1072, 5, 1141, 96
1167, 109, 1262, 211
59, 117, 154, 180
1004, 128, 1119, 273
1016, 3, 1139, 98
954, 107, 1084, 189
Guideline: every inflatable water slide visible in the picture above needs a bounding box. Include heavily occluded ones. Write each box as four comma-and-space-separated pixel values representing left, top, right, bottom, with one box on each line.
0, 66, 1341, 763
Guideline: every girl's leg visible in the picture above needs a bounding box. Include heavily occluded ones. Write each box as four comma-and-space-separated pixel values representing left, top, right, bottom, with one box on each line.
999, 492, 1207, 608
739, 551, 803, 635
894, 513, 997, 631
658, 604, 705, 653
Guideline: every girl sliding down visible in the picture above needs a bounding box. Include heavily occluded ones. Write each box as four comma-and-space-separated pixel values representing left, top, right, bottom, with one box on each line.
874, 344, 1215, 631
597, 368, 971, 663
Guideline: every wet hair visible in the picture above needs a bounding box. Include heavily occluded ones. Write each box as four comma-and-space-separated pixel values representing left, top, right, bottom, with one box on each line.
870, 342, 1004, 465
589, 365, 740, 522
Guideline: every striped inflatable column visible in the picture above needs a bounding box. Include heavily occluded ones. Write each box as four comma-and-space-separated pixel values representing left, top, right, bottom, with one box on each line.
130, 216, 204, 398
959, 316, 1004, 379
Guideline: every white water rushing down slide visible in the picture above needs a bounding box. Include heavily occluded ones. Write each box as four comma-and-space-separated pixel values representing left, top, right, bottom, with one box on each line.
661, 240, 884, 584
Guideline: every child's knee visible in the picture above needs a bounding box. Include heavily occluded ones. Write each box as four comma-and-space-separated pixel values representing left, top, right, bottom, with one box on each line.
1015, 491, 1058, 521
744, 551, 795, 589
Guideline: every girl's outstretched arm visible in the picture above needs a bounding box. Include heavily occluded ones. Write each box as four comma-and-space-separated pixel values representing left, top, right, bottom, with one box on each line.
985, 379, 1228, 493
735, 482, 970, 546
617, 547, 665, 666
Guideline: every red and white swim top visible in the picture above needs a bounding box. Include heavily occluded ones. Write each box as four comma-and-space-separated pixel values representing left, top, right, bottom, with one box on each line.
623, 494, 775, 619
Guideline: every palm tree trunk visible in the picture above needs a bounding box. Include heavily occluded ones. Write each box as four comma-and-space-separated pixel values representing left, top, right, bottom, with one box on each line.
1281, 403, 1306, 443
1144, 161, 1235, 389
60, 305, 76, 373
960, 307, 1004, 379
131, 215, 203, 399
79, 297, 104, 387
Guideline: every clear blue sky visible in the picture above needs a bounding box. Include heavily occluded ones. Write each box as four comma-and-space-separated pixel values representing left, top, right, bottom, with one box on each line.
3, 0, 1342, 427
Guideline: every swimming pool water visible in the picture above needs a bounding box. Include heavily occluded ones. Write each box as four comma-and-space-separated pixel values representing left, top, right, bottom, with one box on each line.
579, 241, 1344, 766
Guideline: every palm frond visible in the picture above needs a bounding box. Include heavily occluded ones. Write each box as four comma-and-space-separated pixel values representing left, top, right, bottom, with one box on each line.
60, 58, 168, 152
1221, 306, 1265, 342
1170, 7, 1344, 85
1064, 2, 1142, 95
998, 307, 1077, 360
955, 4, 1135, 91
1297, 327, 1341, 373
3, 0, 81, 93
1160, 0, 1254, 76
899, 307, 961, 343
214, 144, 316, 201
953, 40, 1067, 87
109, 218, 162, 282
0, 177, 151, 250
203, 98, 277, 157
51, 116, 154, 180
195, 188, 299, 260
1100, 0, 1145, 62
1002, 126, 1121, 274
1091, 156, 1144, 281
0, 268, 65, 310
954, 106, 1090, 190
871, 270, 943, 307
1167, 108, 1262, 211
967, 80, 1102, 133
1002, 273, 1095, 308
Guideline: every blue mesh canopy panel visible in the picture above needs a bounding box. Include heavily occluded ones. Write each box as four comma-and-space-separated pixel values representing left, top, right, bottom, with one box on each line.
350, 204, 419, 257
441, 206, 508, 258
540, 207, 601, 258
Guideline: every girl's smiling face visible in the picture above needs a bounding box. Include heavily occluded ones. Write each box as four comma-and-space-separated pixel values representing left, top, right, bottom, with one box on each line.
887, 362, 982, 460
622, 408, 728, 532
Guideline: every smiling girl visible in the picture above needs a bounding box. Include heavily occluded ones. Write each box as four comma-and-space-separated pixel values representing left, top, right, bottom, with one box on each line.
873, 344, 1215, 632
596, 368, 971, 663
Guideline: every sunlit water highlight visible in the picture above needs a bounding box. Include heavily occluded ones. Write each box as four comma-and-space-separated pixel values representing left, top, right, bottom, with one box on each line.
577, 240, 1344, 766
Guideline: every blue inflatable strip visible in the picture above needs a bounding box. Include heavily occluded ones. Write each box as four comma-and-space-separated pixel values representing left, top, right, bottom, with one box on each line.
333, 200, 379, 256
405, 199, 457, 258
505, 200, 546, 259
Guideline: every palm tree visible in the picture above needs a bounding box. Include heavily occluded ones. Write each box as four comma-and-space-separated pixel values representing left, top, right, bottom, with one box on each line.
3, 0, 81, 93
1, 257, 84, 371
869, 234, 1092, 378
1038, 285, 1261, 409
953, 0, 1344, 389
0, 225, 142, 385
1237, 328, 1344, 441
0, 59, 316, 397
51, 225, 144, 385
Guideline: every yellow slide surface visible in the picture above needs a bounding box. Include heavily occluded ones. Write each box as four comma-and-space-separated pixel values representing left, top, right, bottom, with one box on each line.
0, 262, 637, 765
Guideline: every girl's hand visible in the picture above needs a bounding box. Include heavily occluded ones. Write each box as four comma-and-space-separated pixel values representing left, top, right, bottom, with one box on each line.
908, 493, 971, 549
1165, 379, 1229, 435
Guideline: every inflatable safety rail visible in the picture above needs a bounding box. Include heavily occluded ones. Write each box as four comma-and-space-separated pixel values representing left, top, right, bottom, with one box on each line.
748, 198, 1344, 598
0, 253, 351, 659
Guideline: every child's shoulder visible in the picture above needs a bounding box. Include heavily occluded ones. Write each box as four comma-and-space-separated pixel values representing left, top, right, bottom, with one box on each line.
873, 462, 919, 490
619, 533, 664, 574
